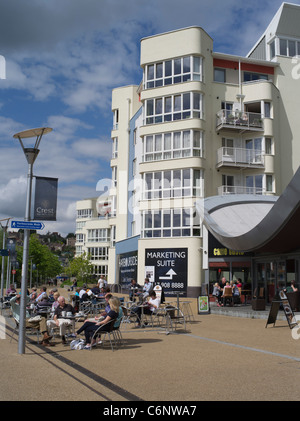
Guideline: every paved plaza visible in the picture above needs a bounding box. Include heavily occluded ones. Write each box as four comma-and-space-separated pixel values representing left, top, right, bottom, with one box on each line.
0, 290, 300, 403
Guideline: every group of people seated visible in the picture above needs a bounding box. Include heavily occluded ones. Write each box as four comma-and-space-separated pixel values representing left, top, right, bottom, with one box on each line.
10, 283, 125, 349
212, 277, 242, 307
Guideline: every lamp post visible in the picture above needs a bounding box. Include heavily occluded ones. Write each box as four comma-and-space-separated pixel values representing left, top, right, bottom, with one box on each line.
13, 127, 52, 354
0, 218, 11, 303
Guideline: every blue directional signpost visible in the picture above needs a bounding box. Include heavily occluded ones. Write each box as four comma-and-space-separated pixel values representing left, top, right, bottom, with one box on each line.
11, 220, 45, 230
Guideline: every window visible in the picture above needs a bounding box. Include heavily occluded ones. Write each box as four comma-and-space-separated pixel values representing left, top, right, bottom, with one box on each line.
112, 166, 117, 187
265, 137, 273, 155
142, 208, 201, 238
88, 247, 109, 261
87, 229, 110, 242
214, 68, 226, 83
112, 137, 118, 158
92, 265, 108, 276
266, 174, 273, 192
144, 56, 203, 89
246, 175, 263, 194
113, 109, 119, 130
243, 72, 268, 82
77, 209, 93, 219
222, 138, 234, 155
264, 102, 271, 118
143, 169, 203, 200
76, 233, 85, 243
143, 130, 204, 162
144, 92, 203, 125
270, 40, 275, 59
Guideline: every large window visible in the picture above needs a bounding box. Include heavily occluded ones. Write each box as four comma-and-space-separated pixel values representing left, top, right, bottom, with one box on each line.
87, 229, 110, 243
77, 209, 93, 219
144, 56, 203, 89
88, 247, 109, 261
142, 208, 201, 238
145, 92, 203, 125
143, 130, 204, 162
143, 169, 203, 199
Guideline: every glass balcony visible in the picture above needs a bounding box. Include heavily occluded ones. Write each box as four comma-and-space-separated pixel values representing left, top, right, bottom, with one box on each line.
216, 110, 263, 132
216, 147, 265, 169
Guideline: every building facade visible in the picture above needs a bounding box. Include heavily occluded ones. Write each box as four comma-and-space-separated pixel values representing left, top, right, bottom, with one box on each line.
76, 3, 300, 297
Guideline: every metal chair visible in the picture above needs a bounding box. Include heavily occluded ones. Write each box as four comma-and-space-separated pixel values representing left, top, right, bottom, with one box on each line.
10, 317, 41, 344
164, 305, 187, 333
90, 319, 117, 351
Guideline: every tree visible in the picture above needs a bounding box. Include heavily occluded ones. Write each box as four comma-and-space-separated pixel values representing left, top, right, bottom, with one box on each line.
65, 252, 93, 284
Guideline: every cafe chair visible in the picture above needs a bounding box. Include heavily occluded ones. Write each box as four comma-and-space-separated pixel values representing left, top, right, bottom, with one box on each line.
164, 305, 187, 333
223, 288, 234, 306
10, 317, 41, 344
252, 287, 266, 311
90, 318, 117, 351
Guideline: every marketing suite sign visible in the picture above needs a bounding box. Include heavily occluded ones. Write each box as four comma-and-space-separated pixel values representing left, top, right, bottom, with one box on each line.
145, 248, 188, 297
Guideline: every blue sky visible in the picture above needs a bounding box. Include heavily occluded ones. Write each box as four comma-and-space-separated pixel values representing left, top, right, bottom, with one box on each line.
0, 0, 297, 236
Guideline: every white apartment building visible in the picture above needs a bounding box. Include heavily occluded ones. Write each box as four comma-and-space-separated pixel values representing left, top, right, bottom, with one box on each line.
76, 3, 300, 298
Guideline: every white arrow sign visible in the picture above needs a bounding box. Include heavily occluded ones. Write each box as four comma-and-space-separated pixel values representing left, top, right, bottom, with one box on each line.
159, 269, 177, 280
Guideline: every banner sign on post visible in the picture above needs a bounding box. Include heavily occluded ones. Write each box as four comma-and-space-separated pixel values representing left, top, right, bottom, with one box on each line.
34, 176, 58, 221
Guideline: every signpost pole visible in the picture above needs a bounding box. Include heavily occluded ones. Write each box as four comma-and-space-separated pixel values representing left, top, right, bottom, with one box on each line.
19, 157, 36, 354
13, 127, 52, 355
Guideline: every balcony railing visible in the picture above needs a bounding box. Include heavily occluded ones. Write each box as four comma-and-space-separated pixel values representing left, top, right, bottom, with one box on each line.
216, 147, 265, 168
216, 110, 263, 131
218, 185, 263, 195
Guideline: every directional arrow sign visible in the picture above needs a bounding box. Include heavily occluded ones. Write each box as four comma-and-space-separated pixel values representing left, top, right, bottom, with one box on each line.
159, 269, 177, 280
11, 220, 45, 230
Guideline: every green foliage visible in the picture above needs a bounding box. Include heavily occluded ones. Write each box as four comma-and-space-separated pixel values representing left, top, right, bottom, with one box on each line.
65, 252, 93, 283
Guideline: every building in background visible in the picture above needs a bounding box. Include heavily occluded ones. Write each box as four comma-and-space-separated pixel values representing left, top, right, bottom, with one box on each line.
76, 3, 300, 298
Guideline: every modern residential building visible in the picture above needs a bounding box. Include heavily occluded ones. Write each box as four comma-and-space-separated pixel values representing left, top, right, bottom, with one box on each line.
76, 2, 300, 298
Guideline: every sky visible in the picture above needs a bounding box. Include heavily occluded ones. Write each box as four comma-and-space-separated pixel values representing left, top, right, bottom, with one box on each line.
0, 0, 298, 237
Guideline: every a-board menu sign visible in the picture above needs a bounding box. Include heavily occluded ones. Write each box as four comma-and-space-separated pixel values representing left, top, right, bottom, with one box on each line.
266, 290, 297, 328
145, 248, 188, 297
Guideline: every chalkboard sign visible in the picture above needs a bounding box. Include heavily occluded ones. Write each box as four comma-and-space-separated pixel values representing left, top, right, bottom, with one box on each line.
266, 291, 297, 329
265, 301, 281, 328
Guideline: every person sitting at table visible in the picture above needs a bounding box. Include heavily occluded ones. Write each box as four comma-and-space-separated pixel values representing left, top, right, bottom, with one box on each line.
129, 279, 141, 302
36, 294, 53, 316
6, 284, 17, 296
75, 297, 120, 349
47, 296, 76, 344
10, 294, 53, 347
95, 293, 113, 319
232, 282, 241, 304
212, 283, 222, 307
51, 291, 60, 312
91, 284, 101, 296
36, 286, 47, 303
222, 281, 233, 306
141, 278, 152, 300
131, 290, 160, 326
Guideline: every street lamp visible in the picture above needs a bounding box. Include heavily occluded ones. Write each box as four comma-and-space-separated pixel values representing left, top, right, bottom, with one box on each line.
13, 127, 52, 354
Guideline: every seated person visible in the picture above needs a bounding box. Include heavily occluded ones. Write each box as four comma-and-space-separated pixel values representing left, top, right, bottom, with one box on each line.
35, 286, 47, 303
131, 291, 160, 326
10, 294, 53, 347
212, 282, 222, 307
222, 282, 233, 306
129, 279, 141, 301
36, 294, 53, 315
91, 284, 101, 296
47, 296, 75, 344
232, 282, 241, 304
75, 297, 120, 349
141, 278, 152, 300
29, 287, 38, 301
6, 284, 17, 296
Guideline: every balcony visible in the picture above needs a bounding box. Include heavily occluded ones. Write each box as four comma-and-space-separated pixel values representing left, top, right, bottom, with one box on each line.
218, 185, 264, 195
216, 110, 263, 133
216, 147, 265, 169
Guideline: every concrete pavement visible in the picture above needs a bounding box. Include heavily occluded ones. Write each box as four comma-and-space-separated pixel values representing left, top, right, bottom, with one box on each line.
1, 289, 300, 402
